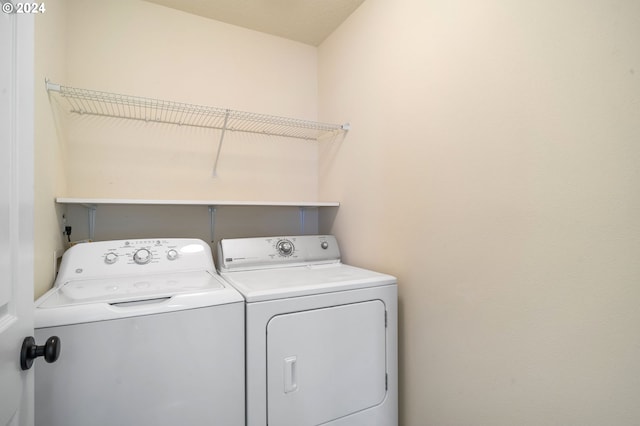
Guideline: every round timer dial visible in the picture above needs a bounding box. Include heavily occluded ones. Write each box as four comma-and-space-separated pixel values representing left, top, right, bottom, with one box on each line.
276, 239, 294, 257
133, 248, 152, 265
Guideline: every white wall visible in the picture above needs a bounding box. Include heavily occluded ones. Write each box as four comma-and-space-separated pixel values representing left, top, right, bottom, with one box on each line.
34, 0, 68, 298
61, 0, 318, 201
319, 1, 640, 424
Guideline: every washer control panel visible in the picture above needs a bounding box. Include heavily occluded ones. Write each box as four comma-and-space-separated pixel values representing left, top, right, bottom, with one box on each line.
218, 235, 341, 272
99, 239, 183, 266
55, 238, 215, 286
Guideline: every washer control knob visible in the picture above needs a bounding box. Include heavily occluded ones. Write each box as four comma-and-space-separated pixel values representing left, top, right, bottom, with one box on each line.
167, 249, 179, 261
133, 248, 152, 265
321, 241, 329, 250
276, 239, 294, 256
104, 252, 118, 264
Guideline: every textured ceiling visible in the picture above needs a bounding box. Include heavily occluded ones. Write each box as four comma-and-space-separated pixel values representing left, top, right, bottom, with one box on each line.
144, 0, 365, 46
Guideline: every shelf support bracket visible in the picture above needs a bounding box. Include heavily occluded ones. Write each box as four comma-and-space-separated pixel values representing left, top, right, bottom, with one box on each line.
299, 207, 306, 235
208, 206, 217, 243
80, 204, 97, 241
45, 78, 61, 93
212, 110, 230, 177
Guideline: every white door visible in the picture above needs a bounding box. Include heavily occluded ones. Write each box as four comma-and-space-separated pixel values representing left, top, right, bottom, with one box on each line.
0, 5, 35, 426
267, 301, 387, 426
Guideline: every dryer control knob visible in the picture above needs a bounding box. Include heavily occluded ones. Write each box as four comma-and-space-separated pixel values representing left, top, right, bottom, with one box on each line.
104, 252, 118, 264
276, 239, 294, 256
133, 248, 152, 265
321, 241, 329, 249
167, 249, 179, 261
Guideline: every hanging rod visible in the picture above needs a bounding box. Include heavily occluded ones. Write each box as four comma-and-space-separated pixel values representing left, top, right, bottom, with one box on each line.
45, 81, 349, 140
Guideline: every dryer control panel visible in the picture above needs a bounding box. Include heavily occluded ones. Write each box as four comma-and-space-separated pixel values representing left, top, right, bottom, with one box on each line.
218, 235, 341, 272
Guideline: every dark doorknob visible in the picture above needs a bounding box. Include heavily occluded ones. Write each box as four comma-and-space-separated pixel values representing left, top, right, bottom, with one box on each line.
20, 336, 61, 371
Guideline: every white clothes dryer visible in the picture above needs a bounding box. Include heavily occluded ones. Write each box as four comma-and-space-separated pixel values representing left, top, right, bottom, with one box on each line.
34, 238, 244, 426
218, 235, 398, 426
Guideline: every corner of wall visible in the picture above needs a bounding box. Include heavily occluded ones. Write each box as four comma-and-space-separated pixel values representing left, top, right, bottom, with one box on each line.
34, 0, 68, 298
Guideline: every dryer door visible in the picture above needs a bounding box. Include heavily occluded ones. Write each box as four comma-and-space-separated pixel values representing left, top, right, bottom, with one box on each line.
267, 300, 387, 426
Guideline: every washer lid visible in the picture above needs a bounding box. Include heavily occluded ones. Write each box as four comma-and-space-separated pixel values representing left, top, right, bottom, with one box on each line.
39, 270, 224, 308
35, 271, 243, 328
220, 263, 396, 302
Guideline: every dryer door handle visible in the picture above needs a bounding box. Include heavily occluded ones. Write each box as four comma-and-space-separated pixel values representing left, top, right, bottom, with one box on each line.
284, 356, 298, 393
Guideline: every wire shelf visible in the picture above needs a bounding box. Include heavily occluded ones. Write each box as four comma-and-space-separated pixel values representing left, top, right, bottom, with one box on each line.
46, 81, 349, 141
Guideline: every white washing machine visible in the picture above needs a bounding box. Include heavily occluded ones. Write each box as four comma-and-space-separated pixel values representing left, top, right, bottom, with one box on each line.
217, 235, 398, 426
34, 238, 245, 426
